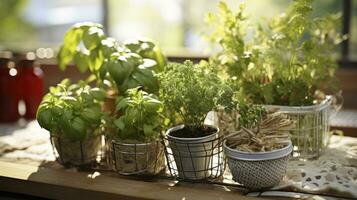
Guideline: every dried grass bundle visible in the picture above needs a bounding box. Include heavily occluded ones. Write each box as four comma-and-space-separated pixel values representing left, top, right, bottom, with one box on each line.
225, 109, 295, 152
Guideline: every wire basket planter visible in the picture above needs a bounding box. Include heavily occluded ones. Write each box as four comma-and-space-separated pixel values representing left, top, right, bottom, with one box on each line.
110, 139, 165, 176
264, 96, 333, 159
162, 128, 226, 181
50, 133, 103, 168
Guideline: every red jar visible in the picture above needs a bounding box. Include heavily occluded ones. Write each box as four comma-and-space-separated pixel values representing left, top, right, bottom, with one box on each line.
0, 52, 21, 123
17, 56, 44, 119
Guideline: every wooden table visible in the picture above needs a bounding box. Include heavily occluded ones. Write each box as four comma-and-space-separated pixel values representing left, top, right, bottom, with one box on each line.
0, 161, 260, 200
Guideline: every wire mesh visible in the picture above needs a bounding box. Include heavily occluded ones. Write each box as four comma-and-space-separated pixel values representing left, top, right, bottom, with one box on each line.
110, 139, 165, 176
50, 134, 103, 168
264, 96, 333, 159
162, 133, 226, 181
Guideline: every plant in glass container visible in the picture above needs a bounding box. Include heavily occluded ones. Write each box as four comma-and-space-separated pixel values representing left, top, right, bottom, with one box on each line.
107, 87, 167, 175
206, 0, 345, 159
222, 104, 295, 189
36, 79, 106, 167
159, 60, 229, 180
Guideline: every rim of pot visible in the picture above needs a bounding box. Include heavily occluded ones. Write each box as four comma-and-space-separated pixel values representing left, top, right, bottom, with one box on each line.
112, 138, 161, 146
165, 124, 219, 142
223, 140, 293, 161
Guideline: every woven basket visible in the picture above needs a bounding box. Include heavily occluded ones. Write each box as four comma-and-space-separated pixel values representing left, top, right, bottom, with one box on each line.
224, 140, 293, 189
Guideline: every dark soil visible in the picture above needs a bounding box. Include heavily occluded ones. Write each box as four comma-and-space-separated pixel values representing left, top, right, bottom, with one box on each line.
169, 126, 217, 138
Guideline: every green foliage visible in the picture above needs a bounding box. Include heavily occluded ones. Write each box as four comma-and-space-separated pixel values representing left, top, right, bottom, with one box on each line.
57, 23, 167, 94
0, 0, 34, 44
124, 39, 167, 73
207, 0, 345, 106
112, 87, 167, 142
105, 51, 159, 94
36, 79, 106, 141
237, 104, 266, 128
159, 60, 230, 131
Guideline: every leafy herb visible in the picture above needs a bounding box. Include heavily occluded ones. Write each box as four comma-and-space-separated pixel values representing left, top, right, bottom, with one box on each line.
159, 60, 229, 132
57, 23, 167, 94
206, 0, 345, 106
36, 79, 106, 140
111, 87, 167, 142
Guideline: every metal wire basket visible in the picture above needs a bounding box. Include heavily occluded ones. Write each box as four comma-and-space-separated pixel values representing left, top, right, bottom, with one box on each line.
162, 125, 226, 181
264, 96, 333, 159
110, 139, 165, 176
50, 133, 103, 167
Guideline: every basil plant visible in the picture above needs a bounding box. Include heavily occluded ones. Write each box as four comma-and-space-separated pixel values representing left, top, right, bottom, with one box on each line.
37, 79, 106, 140
111, 87, 168, 142
58, 22, 167, 94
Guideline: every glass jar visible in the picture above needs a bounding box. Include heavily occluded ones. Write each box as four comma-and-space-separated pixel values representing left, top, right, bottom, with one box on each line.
0, 52, 21, 123
17, 55, 44, 119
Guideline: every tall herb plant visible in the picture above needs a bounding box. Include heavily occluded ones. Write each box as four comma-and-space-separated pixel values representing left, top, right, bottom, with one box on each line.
207, 0, 345, 106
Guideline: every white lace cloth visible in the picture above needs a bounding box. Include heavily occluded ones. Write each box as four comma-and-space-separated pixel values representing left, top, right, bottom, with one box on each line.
275, 135, 357, 198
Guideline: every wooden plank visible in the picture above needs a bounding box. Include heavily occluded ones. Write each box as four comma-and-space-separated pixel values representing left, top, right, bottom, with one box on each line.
0, 161, 257, 200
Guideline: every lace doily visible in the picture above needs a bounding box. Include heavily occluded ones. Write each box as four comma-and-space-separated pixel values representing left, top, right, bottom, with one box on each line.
275, 135, 357, 198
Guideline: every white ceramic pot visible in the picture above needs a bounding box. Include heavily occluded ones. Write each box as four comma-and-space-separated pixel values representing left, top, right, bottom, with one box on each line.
166, 124, 219, 180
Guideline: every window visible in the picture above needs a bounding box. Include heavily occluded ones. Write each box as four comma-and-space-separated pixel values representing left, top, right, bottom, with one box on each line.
0, 0, 355, 64
0, 0, 103, 53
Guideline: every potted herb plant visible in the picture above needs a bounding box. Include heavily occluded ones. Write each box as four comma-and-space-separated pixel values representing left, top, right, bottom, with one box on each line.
57, 23, 167, 113
206, 0, 344, 159
108, 87, 167, 175
159, 60, 228, 180
36, 79, 106, 167
222, 105, 295, 189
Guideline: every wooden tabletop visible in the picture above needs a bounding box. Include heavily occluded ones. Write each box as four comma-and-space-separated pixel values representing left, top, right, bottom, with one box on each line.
0, 161, 260, 200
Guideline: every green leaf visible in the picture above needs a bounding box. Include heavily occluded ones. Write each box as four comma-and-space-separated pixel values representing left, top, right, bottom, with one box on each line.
132, 69, 158, 93
63, 28, 82, 52
114, 117, 125, 131
88, 48, 104, 72
90, 88, 106, 101
99, 61, 108, 80
143, 124, 154, 137
82, 106, 101, 123
57, 46, 74, 71
37, 107, 53, 131
74, 51, 89, 73
83, 26, 105, 50
116, 98, 128, 112
101, 37, 117, 57
107, 58, 133, 86
70, 117, 87, 140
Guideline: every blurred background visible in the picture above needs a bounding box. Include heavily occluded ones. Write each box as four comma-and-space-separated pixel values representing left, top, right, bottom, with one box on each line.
0, 0, 356, 59
0, 0, 357, 132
